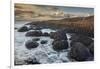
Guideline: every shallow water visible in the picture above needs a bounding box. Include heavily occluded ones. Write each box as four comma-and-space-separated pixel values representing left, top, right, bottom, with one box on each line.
14, 21, 71, 65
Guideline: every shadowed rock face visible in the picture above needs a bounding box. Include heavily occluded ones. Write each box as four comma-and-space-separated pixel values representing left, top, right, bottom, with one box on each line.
69, 42, 92, 61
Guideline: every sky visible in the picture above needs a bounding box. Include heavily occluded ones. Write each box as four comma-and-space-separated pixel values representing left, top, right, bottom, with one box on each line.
15, 3, 94, 17
35, 4, 94, 16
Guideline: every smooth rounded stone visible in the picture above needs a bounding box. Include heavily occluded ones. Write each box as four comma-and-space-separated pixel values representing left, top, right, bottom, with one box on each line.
70, 34, 93, 46
25, 30, 42, 37
52, 40, 68, 51
50, 30, 67, 40
40, 40, 48, 44
42, 32, 50, 36
32, 38, 40, 41
69, 42, 92, 61
25, 40, 39, 50
88, 42, 94, 55
24, 58, 40, 64
18, 26, 29, 32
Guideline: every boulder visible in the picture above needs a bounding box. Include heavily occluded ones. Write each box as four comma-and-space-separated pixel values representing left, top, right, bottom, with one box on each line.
25, 30, 42, 37
88, 42, 94, 55
69, 42, 92, 61
50, 30, 67, 40
42, 32, 50, 36
24, 58, 40, 64
40, 40, 48, 44
70, 34, 93, 46
32, 38, 40, 41
52, 40, 68, 51
18, 26, 29, 32
25, 40, 39, 49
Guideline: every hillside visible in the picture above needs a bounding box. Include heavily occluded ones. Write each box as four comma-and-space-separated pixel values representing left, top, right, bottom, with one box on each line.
27, 16, 94, 37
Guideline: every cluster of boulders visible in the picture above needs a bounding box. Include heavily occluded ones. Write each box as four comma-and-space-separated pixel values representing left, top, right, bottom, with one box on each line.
16, 24, 94, 64
17, 25, 42, 32
25, 40, 39, 50
49, 29, 94, 61
50, 30, 69, 52
17, 25, 50, 37
69, 34, 94, 61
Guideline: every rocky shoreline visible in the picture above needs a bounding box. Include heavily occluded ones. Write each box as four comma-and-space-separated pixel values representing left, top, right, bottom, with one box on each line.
14, 19, 94, 65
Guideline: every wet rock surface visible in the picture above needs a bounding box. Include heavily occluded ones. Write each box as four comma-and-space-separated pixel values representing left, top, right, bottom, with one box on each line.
25, 40, 39, 50
52, 40, 68, 51
32, 38, 40, 41
69, 42, 92, 61
42, 32, 50, 36
70, 34, 93, 46
18, 26, 29, 32
50, 30, 67, 40
40, 40, 48, 44
25, 30, 42, 37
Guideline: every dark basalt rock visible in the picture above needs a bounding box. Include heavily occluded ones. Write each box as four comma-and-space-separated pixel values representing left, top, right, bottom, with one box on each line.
88, 42, 94, 56
42, 32, 50, 36
25, 40, 39, 50
50, 30, 67, 40
69, 42, 92, 61
40, 40, 48, 44
18, 26, 29, 32
52, 40, 68, 51
25, 58, 40, 64
25, 30, 42, 37
32, 38, 40, 41
70, 34, 93, 46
